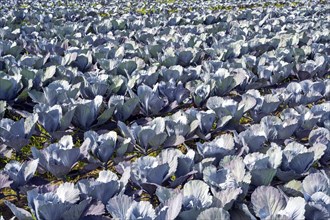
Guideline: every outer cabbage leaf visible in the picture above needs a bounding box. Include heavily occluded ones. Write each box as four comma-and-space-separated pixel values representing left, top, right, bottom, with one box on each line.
251, 186, 286, 219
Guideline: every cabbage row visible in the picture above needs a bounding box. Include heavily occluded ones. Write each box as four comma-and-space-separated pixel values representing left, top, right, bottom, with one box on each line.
0, 0, 329, 219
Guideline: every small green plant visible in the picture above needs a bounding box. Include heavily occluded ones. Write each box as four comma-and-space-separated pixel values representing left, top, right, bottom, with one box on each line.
136, 7, 148, 15
19, 4, 29, 9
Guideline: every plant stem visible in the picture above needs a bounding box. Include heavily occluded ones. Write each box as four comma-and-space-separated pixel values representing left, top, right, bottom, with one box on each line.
16, 190, 20, 201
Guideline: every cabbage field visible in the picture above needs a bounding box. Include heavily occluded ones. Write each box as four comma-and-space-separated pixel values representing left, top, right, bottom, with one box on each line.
0, 0, 329, 219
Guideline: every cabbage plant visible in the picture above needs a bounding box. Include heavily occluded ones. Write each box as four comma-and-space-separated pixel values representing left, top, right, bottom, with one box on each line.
107, 194, 159, 220
78, 170, 122, 204
0, 73, 23, 101
0, 114, 38, 151
81, 130, 130, 167
72, 95, 105, 129
108, 95, 139, 122
118, 117, 168, 154
28, 80, 80, 106
34, 104, 74, 133
4, 159, 39, 193
32, 135, 80, 178
251, 186, 306, 220
277, 141, 326, 181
